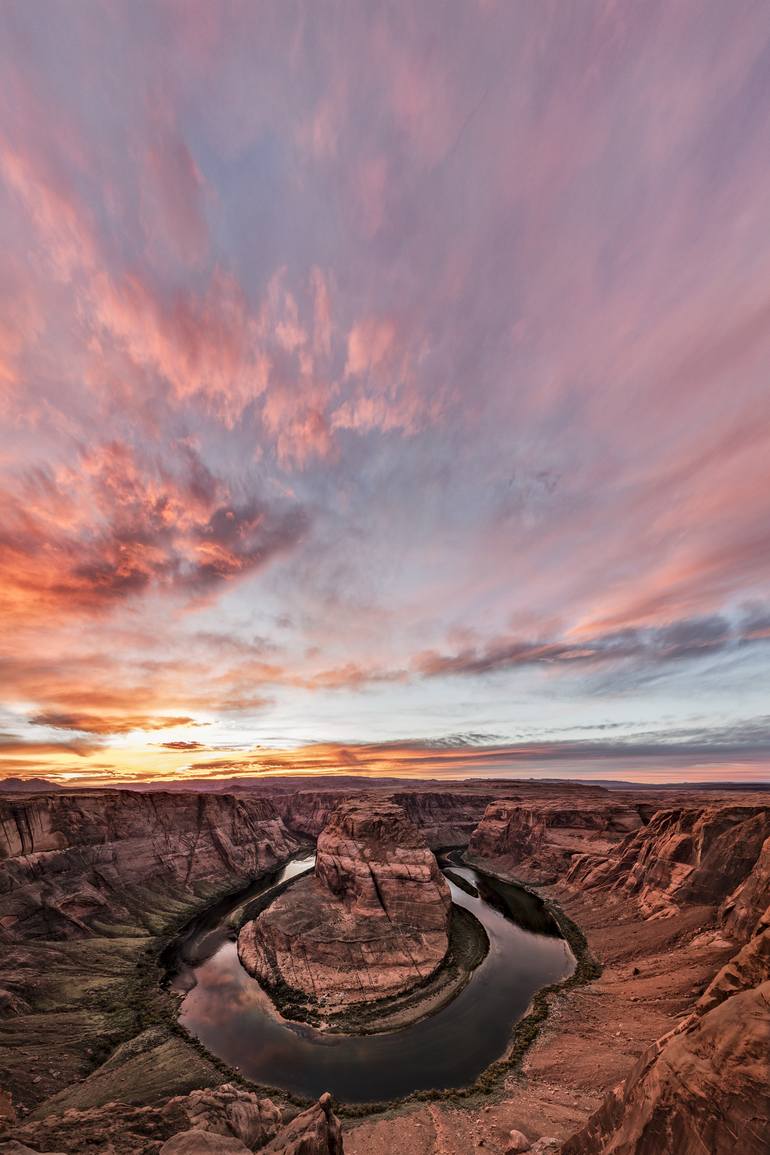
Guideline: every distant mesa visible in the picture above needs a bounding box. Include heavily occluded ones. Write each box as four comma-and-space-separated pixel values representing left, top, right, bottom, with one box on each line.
237, 798, 452, 1019
0, 777, 62, 794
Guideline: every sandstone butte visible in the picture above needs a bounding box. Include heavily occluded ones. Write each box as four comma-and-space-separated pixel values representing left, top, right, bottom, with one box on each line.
237, 798, 452, 1016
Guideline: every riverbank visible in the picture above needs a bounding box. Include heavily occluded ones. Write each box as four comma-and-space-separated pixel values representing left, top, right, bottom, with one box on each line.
342, 867, 737, 1152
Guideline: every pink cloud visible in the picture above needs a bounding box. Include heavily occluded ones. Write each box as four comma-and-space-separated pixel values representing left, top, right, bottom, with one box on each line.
142, 117, 209, 265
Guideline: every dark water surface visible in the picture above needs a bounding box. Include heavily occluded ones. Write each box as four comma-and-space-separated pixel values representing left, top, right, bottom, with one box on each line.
168, 855, 574, 1102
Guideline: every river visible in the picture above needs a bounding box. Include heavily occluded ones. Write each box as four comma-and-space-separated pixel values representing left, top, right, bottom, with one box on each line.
164, 853, 574, 1102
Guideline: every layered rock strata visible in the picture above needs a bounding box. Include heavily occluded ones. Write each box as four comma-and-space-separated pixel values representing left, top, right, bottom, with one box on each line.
563, 920, 770, 1154
466, 799, 644, 882
560, 819, 770, 1154
238, 799, 451, 1016
0, 791, 299, 1120
460, 799, 770, 1155
0, 791, 298, 942
565, 804, 770, 917
274, 788, 494, 848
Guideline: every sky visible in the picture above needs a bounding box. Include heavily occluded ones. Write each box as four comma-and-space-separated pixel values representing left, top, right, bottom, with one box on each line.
1, 1, 769, 787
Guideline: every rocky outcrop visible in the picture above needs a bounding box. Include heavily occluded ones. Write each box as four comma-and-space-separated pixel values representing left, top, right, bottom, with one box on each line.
161, 1084, 285, 1149
467, 802, 547, 865
696, 925, 770, 1014
2, 1086, 343, 1155
262, 1093, 342, 1153
238, 800, 451, 1017
558, 805, 770, 1155
720, 834, 770, 940
159, 1134, 253, 1153
0, 791, 299, 941
562, 956, 770, 1154
0, 791, 301, 1118
565, 805, 770, 918
466, 799, 643, 882
159, 1089, 342, 1155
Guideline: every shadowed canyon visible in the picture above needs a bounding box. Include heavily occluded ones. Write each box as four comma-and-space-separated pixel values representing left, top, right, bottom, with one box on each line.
1, 779, 768, 1155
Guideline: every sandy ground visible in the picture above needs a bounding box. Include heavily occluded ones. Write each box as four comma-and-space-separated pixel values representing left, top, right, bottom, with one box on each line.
344, 886, 735, 1155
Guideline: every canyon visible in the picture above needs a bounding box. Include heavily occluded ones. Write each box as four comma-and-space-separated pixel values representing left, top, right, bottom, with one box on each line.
1, 780, 768, 1155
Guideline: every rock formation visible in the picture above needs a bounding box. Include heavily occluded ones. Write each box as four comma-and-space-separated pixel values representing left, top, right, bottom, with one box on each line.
558, 806, 770, 1155
273, 781, 610, 851
562, 955, 770, 1155
4, 784, 770, 1155
0, 791, 300, 1120
274, 787, 495, 848
238, 799, 451, 1017
565, 804, 770, 917
720, 833, 770, 940
466, 799, 643, 882
0, 791, 299, 942
1, 1085, 343, 1155
464, 798, 770, 1155
391, 790, 492, 847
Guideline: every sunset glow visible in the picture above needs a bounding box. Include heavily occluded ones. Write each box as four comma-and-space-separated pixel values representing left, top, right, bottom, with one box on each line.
1, 2, 769, 786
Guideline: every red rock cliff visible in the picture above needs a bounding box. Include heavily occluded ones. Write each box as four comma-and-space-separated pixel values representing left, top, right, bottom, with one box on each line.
238, 799, 451, 1016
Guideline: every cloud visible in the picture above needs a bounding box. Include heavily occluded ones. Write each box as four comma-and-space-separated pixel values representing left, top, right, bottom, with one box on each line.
139, 719, 770, 783
416, 610, 770, 679
31, 712, 197, 736
0, 734, 97, 757
1, 2, 770, 785
158, 740, 208, 751
0, 439, 308, 620
142, 102, 209, 265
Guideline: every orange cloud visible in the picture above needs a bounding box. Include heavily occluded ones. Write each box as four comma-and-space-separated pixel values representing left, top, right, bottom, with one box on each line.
0, 439, 307, 621
30, 712, 197, 736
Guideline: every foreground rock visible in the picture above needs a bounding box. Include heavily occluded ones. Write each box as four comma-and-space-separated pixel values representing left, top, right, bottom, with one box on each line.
238, 800, 451, 1019
562, 955, 770, 1154
561, 827, 770, 1155
1, 1086, 343, 1155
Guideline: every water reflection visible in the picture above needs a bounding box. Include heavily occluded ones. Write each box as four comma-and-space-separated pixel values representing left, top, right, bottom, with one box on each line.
172, 859, 574, 1102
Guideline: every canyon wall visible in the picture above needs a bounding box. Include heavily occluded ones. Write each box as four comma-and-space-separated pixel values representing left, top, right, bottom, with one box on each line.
0, 790, 303, 1129
391, 790, 493, 847
3, 784, 769, 1155
463, 799, 770, 1155
0, 791, 299, 942
466, 798, 644, 882
565, 804, 770, 917
4, 1084, 343, 1155
561, 834, 770, 1155
273, 788, 493, 847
